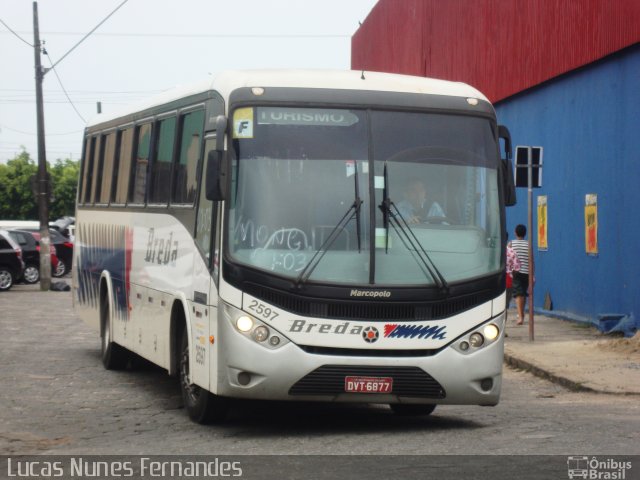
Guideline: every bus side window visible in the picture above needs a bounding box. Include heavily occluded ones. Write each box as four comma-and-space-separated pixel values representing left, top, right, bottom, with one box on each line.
77, 138, 88, 204
129, 123, 152, 204
99, 132, 117, 204
90, 135, 104, 204
195, 138, 216, 269
148, 116, 176, 205
113, 127, 134, 204
173, 109, 204, 205
81, 136, 97, 204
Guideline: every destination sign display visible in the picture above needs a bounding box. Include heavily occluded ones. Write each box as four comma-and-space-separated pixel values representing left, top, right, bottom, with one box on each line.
257, 107, 359, 127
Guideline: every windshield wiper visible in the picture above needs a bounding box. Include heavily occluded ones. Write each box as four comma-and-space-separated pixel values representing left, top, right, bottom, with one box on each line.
378, 162, 449, 293
353, 161, 363, 252
296, 161, 363, 288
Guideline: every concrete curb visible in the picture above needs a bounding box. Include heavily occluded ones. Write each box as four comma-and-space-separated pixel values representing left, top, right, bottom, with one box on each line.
503, 352, 640, 396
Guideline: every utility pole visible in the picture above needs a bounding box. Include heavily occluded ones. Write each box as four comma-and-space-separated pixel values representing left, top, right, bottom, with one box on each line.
33, 1, 52, 291
527, 148, 534, 342
515, 145, 543, 342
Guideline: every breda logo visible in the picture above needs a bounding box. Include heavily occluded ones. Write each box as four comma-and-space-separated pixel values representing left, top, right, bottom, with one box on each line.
362, 326, 379, 343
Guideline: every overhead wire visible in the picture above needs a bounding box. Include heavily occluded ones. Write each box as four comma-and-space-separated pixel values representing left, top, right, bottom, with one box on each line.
6, 31, 349, 39
0, 124, 82, 136
46, 0, 130, 71
2, 1, 134, 126
43, 50, 86, 123
0, 17, 33, 47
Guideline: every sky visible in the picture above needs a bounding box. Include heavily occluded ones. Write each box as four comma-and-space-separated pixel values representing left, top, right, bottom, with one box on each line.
0, 0, 378, 163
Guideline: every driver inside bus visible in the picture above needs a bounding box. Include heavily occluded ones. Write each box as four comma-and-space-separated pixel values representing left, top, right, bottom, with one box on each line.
396, 179, 445, 224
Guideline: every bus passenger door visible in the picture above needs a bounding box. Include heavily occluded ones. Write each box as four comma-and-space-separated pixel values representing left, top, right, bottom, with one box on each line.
190, 137, 219, 390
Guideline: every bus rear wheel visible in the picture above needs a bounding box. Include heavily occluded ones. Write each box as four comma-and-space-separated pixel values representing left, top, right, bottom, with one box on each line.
179, 328, 228, 424
390, 404, 437, 416
100, 293, 129, 370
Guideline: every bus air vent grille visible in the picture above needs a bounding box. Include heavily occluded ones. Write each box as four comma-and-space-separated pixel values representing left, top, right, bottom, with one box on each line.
245, 284, 490, 321
298, 345, 441, 357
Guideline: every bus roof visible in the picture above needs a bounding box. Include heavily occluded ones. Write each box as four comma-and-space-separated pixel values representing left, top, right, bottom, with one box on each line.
87, 70, 489, 128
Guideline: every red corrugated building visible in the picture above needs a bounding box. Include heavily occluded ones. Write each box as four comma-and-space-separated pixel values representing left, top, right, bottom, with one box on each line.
352, 0, 639, 103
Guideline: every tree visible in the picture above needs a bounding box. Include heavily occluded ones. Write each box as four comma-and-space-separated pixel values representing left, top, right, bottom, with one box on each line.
0, 149, 38, 220
0, 149, 79, 220
50, 158, 80, 219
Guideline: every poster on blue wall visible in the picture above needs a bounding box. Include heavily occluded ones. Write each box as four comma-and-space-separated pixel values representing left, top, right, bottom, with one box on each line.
585, 194, 598, 255
537, 195, 548, 250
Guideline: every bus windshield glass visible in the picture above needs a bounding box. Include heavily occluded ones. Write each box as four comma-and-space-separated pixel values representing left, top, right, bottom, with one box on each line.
228, 106, 501, 286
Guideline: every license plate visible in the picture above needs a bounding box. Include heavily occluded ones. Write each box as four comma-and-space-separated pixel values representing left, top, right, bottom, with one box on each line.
344, 376, 393, 394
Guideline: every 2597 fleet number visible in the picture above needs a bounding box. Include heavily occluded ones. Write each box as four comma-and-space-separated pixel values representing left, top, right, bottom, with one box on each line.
247, 300, 280, 321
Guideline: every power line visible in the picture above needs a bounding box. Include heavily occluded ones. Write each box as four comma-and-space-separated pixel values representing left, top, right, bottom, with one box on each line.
47, 0, 130, 71
43, 50, 86, 123
0, 124, 82, 136
0, 17, 34, 47
0, 88, 163, 94
0, 100, 128, 105
6, 31, 350, 39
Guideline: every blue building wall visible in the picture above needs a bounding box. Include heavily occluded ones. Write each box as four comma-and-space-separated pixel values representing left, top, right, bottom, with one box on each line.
496, 44, 640, 326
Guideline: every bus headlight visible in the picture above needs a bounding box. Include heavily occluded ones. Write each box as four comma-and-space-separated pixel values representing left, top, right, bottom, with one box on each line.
469, 333, 484, 348
483, 324, 500, 341
252, 326, 269, 342
236, 316, 254, 332
223, 302, 289, 349
452, 314, 504, 355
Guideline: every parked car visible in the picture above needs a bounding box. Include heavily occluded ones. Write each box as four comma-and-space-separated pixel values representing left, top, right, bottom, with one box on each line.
20, 227, 73, 276
0, 229, 25, 291
8, 230, 59, 284
50, 216, 75, 239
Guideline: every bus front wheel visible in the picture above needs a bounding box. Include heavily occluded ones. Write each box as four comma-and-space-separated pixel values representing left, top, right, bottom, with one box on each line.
390, 404, 437, 416
179, 328, 228, 424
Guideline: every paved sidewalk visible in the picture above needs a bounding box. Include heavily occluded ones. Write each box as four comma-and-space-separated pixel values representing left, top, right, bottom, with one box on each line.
503, 309, 640, 395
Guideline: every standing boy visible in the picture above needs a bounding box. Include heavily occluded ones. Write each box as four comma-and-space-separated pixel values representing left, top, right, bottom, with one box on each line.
510, 224, 534, 325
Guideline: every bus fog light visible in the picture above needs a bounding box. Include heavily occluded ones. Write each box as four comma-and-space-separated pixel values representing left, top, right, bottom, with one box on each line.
469, 333, 484, 348
459, 341, 469, 351
269, 335, 281, 346
480, 378, 493, 391
252, 326, 269, 342
483, 324, 499, 341
236, 316, 254, 332
237, 372, 251, 385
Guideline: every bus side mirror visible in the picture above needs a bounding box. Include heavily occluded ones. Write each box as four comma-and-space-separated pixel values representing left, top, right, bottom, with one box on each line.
205, 151, 227, 201
499, 125, 517, 206
205, 116, 228, 201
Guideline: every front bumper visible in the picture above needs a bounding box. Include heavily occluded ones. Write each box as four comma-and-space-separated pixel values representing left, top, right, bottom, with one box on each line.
215, 313, 504, 406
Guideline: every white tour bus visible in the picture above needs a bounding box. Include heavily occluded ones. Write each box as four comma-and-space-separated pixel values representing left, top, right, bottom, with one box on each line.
73, 70, 516, 423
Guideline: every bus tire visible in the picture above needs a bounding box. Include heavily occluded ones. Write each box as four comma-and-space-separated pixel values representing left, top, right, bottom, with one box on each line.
180, 328, 228, 424
100, 290, 129, 370
390, 404, 436, 416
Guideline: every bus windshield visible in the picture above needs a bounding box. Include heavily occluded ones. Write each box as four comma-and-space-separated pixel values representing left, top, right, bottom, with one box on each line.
227, 106, 501, 287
